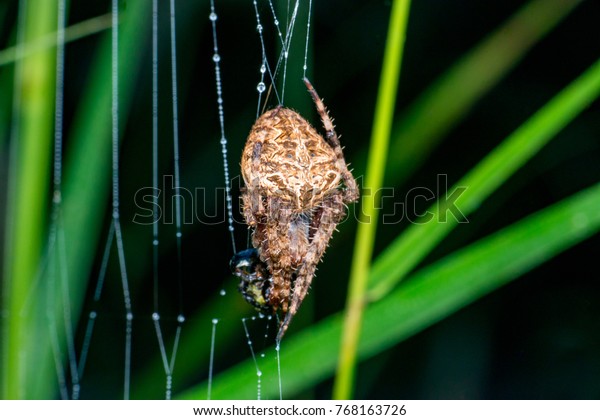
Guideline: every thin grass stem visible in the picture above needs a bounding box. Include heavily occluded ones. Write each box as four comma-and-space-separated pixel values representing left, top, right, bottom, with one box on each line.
333, 0, 412, 400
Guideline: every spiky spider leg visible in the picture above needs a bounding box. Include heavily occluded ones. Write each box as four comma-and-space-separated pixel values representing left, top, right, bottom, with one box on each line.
276, 194, 346, 341
303, 78, 359, 203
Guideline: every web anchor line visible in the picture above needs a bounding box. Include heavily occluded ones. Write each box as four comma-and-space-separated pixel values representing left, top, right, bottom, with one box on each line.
152, 313, 185, 400
49, 0, 75, 400
168, 0, 185, 307
302, 0, 313, 79
148, 0, 186, 400
111, 0, 133, 399
209, 0, 236, 256
266, 0, 300, 104
252, 0, 281, 116
207, 318, 219, 400
76, 0, 133, 399
242, 317, 263, 400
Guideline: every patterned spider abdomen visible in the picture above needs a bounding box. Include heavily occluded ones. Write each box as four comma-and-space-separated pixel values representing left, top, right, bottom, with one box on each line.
241, 107, 341, 212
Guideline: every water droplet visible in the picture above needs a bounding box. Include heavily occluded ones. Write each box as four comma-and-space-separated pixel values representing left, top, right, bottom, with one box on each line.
212, 53, 221, 63
177, 315, 185, 323
274, 19, 279, 26
126, 313, 133, 321
176, 232, 182, 238
152, 312, 160, 321
212, 318, 219, 325
257, 82, 266, 93
260, 353, 265, 358
257, 370, 262, 377
89, 311, 97, 319
256, 24, 263, 32
152, 239, 159, 246
220, 137, 227, 145
209, 12, 217, 21
219, 289, 226, 296
260, 64, 266, 74
275, 345, 280, 351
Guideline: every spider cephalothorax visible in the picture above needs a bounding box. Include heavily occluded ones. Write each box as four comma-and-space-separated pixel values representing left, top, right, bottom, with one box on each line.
240, 78, 359, 341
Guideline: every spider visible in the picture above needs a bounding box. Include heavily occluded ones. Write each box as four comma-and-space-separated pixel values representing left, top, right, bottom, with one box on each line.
239, 78, 359, 341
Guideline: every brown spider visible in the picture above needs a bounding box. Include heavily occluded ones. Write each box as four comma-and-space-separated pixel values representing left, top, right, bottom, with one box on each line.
239, 78, 359, 341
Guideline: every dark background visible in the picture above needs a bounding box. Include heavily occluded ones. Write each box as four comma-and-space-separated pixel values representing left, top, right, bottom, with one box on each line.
1, 0, 599, 399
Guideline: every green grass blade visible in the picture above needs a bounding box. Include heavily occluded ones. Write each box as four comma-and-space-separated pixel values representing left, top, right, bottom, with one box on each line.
180, 180, 600, 400
383, 0, 583, 187
2, 1, 149, 398
3, 0, 58, 399
368, 56, 600, 301
334, 0, 411, 400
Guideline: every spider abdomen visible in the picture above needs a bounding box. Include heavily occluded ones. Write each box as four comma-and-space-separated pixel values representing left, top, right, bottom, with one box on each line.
241, 107, 342, 211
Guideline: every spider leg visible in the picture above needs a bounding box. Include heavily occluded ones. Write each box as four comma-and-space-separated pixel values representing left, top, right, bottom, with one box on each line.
251, 220, 268, 259
241, 140, 268, 225
303, 78, 359, 204
262, 197, 301, 314
303, 78, 340, 150
241, 191, 257, 227
276, 192, 346, 341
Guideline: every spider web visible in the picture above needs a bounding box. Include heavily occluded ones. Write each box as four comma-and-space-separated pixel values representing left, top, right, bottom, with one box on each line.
1, 0, 314, 400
